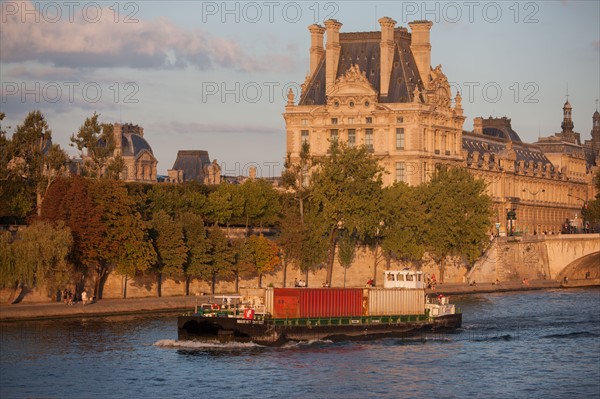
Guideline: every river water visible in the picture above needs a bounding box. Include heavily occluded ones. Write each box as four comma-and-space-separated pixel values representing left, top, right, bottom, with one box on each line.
1, 288, 599, 399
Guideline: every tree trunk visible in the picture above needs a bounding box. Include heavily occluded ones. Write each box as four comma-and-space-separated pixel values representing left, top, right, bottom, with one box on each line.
185, 275, 190, 296
282, 258, 288, 288
439, 257, 445, 283
325, 228, 337, 284
258, 273, 262, 288
123, 275, 128, 299
235, 273, 239, 293
157, 273, 163, 297
373, 241, 379, 286
304, 269, 309, 286
7, 281, 19, 304
211, 274, 216, 294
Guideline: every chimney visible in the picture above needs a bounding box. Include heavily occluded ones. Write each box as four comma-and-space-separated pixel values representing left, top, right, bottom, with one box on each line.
379, 17, 396, 98
324, 19, 342, 94
113, 123, 122, 155
308, 24, 325, 77
473, 117, 483, 134
408, 20, 433, 87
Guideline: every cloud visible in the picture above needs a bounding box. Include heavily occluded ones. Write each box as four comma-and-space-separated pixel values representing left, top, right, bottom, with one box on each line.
1, 1, 261, 72
594, 40, 600, 52
154, 121, 281, 135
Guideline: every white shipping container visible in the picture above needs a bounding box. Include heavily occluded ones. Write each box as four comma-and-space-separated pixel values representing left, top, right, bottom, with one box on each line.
264, 288, 274, 315
366, 288, 425, 316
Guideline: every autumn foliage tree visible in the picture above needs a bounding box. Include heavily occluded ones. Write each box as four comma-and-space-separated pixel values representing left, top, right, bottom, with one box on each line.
244, 234, 280, 288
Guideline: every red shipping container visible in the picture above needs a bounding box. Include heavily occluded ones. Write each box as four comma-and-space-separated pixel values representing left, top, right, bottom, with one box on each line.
299, 288, 363, 318
272, 288, 300, 318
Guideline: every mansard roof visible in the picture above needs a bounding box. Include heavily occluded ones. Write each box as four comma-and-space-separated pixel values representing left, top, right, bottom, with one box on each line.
170, 150, 211, 183
479, 117, 523, 142
463, 132, 551, 165
299, 28, 422, 106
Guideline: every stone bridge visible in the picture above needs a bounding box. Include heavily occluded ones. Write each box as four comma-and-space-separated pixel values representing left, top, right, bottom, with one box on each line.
467, 234, 600, 283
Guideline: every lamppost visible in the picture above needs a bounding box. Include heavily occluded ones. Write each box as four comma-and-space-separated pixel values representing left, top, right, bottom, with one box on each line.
506, 208, 516, 236
522, 188, 545, 235
567, 194, 588, 233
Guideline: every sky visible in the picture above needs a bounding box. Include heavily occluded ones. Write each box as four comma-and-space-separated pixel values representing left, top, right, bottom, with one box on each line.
1, 0, 599, 178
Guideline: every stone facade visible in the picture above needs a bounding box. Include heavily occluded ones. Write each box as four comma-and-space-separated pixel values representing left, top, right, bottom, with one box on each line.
284, 17, 600, 234
284, 18, 465, 187
110, 123, 158, 183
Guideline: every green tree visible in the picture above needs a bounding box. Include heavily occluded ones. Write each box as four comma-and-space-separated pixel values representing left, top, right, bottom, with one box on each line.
337, 230, 357, 288
70, 112, 123, 179
179, 212, 211, 295
206, 183, 243, 227
151, 210, 187, 296
309, 142, 385, 284
380, 182, 426, 262
7, 111, 66, 216
282, 141, 313, 221
244, 234, 280, 288
205, 227, 234, 294
239, 179, 281, 232
585, 170, 600, 230
420, 166, 493, 281
0, 221, 73, 300
229, 237, 255, 292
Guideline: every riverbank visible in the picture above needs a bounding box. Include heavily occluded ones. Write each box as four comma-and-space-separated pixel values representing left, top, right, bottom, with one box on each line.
1, 279, 598, 322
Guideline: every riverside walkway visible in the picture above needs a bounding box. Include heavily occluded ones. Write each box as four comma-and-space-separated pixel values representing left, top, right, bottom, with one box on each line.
1, 280, 598, 322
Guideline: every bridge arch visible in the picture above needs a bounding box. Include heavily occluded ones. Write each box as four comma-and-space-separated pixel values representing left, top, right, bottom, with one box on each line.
555, 252, 600, 280
545, 234, 600, 279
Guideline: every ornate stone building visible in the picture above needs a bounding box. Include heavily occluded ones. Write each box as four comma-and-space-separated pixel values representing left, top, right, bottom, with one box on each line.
284, 18, 465, 187
284, 18, 600, 234
111, 123, 158, 183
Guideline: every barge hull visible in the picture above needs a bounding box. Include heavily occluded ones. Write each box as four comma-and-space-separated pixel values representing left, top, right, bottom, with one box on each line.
178, 314, 461, 346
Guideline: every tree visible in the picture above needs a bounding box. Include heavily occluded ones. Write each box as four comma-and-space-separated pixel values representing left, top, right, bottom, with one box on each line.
151, 210, 187, 297
206, 183, 243, 227
239, 179, 281, 233
179, 212, 211, 295
205, 227, 234, 293
229, 237, 255, 292
70, 112, 123, 179
7, 111, 66, 216
282, 141, 313, 222
420, 166, 493, 281
95, 179, 156, 297
244, 234, 280, 288
585, 170, 600, 230
309, 142, 385, 284
276, 199, 328, 286
0, 221, 73, 300
380, 182, 426, 262
337, 230, 356, 288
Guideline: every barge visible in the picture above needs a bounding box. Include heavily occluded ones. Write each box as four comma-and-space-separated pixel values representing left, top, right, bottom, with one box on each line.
178, 270, 461, 346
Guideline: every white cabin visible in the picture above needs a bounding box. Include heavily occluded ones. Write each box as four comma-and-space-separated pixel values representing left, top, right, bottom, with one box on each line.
383, 270, 425, 289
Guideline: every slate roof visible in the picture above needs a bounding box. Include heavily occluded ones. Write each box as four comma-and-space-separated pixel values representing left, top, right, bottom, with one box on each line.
299, 28, 421, 105
170, 150, 211, 183
122, 133, 154, 157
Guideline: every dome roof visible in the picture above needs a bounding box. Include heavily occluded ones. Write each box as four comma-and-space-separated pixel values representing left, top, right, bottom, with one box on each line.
121, 133, 154, 157
563, 100, 572, 109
